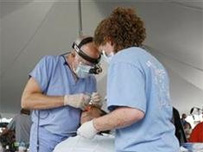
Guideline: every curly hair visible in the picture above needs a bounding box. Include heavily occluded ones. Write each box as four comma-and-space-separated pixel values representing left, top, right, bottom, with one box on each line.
94, 7, 146, 53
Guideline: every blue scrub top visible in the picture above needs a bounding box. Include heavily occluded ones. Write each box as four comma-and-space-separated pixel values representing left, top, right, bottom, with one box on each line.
107, 47, 179, 152
29, 55, 97, 136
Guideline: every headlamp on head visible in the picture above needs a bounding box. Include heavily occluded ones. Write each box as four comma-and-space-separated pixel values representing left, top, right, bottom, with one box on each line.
72, 37, 102, 74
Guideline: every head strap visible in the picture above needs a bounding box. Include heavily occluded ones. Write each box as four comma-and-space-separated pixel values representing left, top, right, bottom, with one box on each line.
72, 37, 101, 64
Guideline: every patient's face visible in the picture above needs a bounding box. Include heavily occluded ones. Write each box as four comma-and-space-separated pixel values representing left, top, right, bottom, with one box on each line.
80, 107, 103, 124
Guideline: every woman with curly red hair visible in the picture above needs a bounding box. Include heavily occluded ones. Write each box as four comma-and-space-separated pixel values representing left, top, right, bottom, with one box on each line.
77, 7, 179, 152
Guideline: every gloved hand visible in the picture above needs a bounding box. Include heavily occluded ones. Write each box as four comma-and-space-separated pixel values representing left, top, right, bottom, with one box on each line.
64, 94, 90, 110
77, 120, 98, 139
90, 92, 102, 108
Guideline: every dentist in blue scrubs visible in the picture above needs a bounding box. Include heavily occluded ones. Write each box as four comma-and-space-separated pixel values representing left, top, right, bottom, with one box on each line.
21, 36, 102, 152
77, 7, 179, 152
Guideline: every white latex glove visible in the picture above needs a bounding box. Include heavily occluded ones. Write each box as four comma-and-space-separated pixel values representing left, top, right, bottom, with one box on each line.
90, 92, 102, 108
64, 94, 90, 110
77, 120, 98, 139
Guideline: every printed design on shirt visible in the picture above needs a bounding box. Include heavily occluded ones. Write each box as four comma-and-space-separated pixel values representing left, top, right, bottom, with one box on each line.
146, 60, 170, 107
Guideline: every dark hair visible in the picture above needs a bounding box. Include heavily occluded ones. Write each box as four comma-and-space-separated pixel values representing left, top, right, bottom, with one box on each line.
20, 108, 30, 115
94, 7, 146, 53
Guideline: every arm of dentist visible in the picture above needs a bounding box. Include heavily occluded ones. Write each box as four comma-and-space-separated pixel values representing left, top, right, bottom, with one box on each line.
21, 77, 90, 110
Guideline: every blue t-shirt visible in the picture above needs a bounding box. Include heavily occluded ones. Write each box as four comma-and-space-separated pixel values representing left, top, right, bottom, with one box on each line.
107, 47, 179, 152
29, 55, 97, 136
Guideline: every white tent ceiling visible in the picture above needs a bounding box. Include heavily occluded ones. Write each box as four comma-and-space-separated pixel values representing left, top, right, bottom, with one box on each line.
166, 0, 203, 10
0, 0, 203, 117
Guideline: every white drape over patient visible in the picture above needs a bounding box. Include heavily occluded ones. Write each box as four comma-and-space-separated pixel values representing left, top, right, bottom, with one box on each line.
53, 134, 115, 152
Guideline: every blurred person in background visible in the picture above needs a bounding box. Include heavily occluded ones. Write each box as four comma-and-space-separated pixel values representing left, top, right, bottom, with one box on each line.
189, 113, 203, 143
181, 113, 192, 141
0, 109, 31, 149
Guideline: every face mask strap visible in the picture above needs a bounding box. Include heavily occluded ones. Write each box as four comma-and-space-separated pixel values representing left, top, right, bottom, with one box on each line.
102, 50, 114, 57
101, 50, 114, 64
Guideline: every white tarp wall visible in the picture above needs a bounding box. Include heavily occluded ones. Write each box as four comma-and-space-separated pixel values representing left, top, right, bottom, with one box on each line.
0, 0, 79, 116
0, 0, 202, 117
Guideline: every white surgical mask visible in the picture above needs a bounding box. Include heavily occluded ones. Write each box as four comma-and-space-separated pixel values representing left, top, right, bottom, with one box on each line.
75, 62, 92, 78
102, 50, 114, 64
